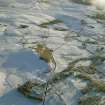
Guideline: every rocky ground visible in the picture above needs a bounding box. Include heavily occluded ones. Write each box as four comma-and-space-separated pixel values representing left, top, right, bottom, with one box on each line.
0, 0, 105, 105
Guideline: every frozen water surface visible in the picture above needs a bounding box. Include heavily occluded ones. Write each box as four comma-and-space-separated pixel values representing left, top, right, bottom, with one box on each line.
0, 0, 105, 105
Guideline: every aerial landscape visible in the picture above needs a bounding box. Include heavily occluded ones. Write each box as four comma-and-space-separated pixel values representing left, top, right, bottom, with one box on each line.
0, 0, 105, 105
